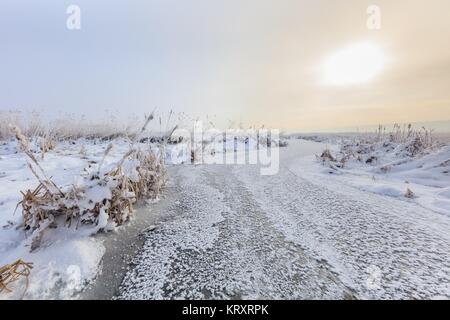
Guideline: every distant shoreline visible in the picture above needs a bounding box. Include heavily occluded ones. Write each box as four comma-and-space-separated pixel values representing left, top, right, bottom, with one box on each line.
289, 119, 450, 134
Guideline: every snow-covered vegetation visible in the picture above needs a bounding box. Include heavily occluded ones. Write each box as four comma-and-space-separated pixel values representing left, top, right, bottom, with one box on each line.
0, 110, 141, 141
0, 111, 286, 299
0, 114, 171, 299
15, 127, 167, 251
316, 125, 450, 215
2, 112, 448, 300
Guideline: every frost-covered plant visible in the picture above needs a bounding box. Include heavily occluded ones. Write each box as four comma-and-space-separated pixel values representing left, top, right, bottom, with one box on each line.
1, 111, 136, 141
15, 116, 170, 252
405, 188, 415, 199
317, 124, 443, 172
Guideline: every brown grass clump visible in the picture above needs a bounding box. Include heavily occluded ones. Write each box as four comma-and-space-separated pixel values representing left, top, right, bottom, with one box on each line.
38, 135, 57, 159
405, 188, 415, 199
319, 149, 335, 162
0, 259, 33, 298
14, 116, 170, 252
316, 148, 349, 170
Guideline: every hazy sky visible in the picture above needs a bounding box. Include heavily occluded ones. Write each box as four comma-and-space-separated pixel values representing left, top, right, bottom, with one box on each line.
1, 0, 450, 131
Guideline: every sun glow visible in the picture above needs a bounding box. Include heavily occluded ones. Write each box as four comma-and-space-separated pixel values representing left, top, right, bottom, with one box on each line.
322, 42, 386, 86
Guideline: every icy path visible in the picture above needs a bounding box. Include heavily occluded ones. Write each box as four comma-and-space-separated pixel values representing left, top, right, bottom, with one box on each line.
117, 142, 450, 300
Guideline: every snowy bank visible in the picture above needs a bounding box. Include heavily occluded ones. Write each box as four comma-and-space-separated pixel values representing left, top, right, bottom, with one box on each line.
0, 138, 164, 299
311, 129, 450, 216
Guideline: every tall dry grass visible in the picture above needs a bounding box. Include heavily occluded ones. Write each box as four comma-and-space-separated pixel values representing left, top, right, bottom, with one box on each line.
0, 111, 138, 141
13, 114, 175, 252
318, 124, 442, 169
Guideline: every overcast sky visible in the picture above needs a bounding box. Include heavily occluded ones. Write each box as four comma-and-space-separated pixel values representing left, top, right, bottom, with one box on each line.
1, 0, 450, 131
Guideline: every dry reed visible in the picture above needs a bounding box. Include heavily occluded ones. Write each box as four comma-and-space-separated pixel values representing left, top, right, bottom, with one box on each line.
14, 116, 170, 252
0, 259, 33, 299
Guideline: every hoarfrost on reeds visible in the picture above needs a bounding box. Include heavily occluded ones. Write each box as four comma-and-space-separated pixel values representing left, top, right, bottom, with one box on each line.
14, 119, 168, 252
317, 124, 442, 171
0, 259, 33, 298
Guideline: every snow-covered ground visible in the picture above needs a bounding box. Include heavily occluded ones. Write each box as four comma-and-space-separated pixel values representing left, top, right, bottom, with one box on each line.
116, 139, 450, 299
310, 136, 450, 216
1, 134, 449, 299
0, 138, 146, 299
0, 135, 274, 299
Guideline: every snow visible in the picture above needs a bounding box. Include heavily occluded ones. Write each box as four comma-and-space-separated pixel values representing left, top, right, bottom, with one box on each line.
118, 162, 351, 300
116, 139, 450, 300
1, 235, 104, 299
0, 138, 143, 299
308, 138, 450, 216
0, 131, 278, 299
2, 133, 449, 299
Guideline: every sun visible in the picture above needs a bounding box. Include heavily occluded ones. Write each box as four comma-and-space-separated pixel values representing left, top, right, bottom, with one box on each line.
322, 42, 386, 86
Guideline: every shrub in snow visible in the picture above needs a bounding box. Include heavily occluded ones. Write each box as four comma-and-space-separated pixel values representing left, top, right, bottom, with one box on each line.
316, 124, 444, 173
14, 119, 168, 252
316, 148, 349, 170
404, 188, 415, 199
37, 135, 57, 159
